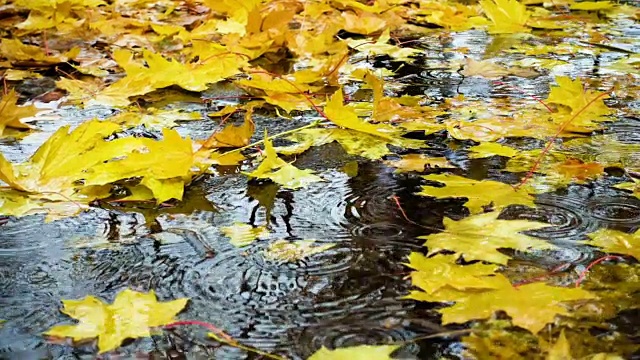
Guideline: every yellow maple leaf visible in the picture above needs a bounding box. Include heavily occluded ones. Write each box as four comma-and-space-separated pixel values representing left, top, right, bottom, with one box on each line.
44, 289, 188, 353
480, 0, 531, 34
244, 131, 322, 189
325, 88, 398, 140
546, 76, 612, 123
585, 228, 640, 260
0, 90, 38, 135
427, 279, 594, 333
417, 174, 535, 214
308, 345, 400, 360
422, 212, 552, 264
406, 253, 502, 295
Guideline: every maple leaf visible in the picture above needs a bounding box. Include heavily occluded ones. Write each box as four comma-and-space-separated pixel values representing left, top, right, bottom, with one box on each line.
421, 212, 552, 264
221, 222, 269, 247
0, 90, 38, 135
308, 345, 400, 360
201, 109, 255, 149
44, 289, 188, 353
325, 88, 398, 140
405, 253, 502, 295
417, 174, 535, 214
546, 76, 612, 122
345, 29, 419, 61
480, 0, 531, 34
245, 131, 322, 189
438, 281, 594, 334
384, 154, 454, 173
585, 228, 640, 260
468, 142, 518, 159
286, 128, 425, 160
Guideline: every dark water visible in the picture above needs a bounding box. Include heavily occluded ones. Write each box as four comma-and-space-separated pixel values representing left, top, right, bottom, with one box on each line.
2, 26, 640, 359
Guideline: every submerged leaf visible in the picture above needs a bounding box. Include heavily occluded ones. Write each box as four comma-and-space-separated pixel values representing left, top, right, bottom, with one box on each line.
44, 289, 187, 353
221, 222, 269, 247
384, 154, 454, 173
263, 239, 335, 263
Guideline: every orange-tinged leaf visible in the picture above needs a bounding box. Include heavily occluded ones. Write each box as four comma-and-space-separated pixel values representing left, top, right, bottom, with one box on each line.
556, 158, 605, 182
201, 111, 255, 149
44, 289, 188, 353
421, 212, 552, 265
384, 154, 454, 172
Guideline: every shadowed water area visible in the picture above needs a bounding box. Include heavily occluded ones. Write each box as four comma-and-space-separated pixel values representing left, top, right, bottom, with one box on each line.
2, 5, 640, 360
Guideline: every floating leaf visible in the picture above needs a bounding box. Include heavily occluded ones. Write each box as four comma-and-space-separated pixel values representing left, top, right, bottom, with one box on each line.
468, 142, 519, 159
384, 154, 454, 173
245, 131, 322, 189
421, 212, 552, 265
324, 88, 398, 140
406, 253, 502, 295
308, 345, 400, 360
585, 228, 640, 260
44, 289, 188, 353
417, 174, 535, 214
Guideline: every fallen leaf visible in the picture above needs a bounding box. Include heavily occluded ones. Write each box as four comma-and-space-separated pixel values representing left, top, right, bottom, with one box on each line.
417, 174, 535, 214
406, 253, 502, 295
547, 330, 572, 360
44, 289, 188, 353
384, 154, 454, 172
439, 281, 594, 333
325, 88, 398, 140
421, 212, 552, 264
468, 142, 519, 159
0, 90, 38, 135
308, 345, 400, 360
480, 0, 531, 34
245, 131, 322, 189
201, 108, 255, 149
585, 228, 640, 260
